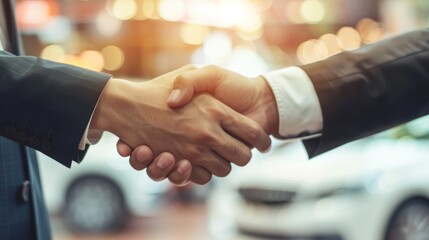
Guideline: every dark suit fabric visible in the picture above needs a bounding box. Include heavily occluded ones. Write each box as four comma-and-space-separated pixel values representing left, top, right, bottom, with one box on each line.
0, 52, 110, 240
301, 29, 429, 157
0, 2, 111, 238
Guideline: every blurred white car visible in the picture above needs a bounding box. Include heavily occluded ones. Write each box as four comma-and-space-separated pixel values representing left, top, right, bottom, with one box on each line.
208, 118, 429, 240
37, 132, 170, 233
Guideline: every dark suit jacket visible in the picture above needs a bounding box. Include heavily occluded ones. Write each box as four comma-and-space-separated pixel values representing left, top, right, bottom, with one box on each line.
302, 29, 429, 157
0, 1, 111, 239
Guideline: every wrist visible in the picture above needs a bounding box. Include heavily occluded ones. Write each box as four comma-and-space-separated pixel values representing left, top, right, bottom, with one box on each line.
90, 78, 127, 133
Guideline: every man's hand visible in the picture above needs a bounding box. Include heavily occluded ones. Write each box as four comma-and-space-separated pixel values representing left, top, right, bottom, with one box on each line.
168, 65, 279, 135
92, 66, 271, 184
119, 65, 279, 185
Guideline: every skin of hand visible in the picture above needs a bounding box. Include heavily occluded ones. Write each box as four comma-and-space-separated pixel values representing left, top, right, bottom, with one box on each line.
91, 65, 271, 184
118, 65, 279, 185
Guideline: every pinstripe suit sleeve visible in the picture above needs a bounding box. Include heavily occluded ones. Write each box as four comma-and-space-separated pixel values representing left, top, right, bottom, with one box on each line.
301, 28, 429, 157
0, 50, 111, 167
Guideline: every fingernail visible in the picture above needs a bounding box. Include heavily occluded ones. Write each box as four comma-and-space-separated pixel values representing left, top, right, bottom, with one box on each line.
261, 144, 271, 153
177, 161, 191, 174
157, 154, 173, 169
168, 89, 181, 103
136, 147, 149, 163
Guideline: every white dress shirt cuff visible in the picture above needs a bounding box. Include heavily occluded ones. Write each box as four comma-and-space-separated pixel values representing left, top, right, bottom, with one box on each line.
78, 92, 105, 150
262, 66, 323, 140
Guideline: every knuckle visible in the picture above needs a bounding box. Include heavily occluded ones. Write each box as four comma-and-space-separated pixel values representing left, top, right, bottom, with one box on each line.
195, 130, 217, 143
185, 146, 202, 160
175, 73, 190, 85
237, 148, 252, 167
246, 122, 261, 142
215, 162, 232, 177
205, 64, 220, 72
183, 64, 197, 71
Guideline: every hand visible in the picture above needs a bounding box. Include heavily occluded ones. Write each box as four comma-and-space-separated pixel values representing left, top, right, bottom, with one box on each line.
92, 66, 271, 184
119, 65, 278, 185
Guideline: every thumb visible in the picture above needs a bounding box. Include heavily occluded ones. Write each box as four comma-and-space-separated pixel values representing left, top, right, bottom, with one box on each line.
167, 66, 219, 108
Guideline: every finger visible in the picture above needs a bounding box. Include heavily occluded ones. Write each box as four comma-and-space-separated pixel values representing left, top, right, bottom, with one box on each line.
167, 160, 192, 186
167, 66, 222, 107
211, 130, 252, 167
195, 150, 232, 178
189, 166, 212, 185
221, 108, 272, 153
146, 152, 176, 181
129, 145, 154, 171
116, 139, 133, 157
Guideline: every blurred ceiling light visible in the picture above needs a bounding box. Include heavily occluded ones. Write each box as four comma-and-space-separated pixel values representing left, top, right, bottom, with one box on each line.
236, 28, 263, 42
40, 44, 65, 61
16, 0, 56, 29
297, 39, 328, 64
237, 3, 263, 32
300, 0, 325, 24
337, 27, 361, 51
226, 46, 269, 76
203, 31, 233, 64
187, 0, 216, 26
101, 45, 125, 71
112, 0, 137, 20
217, 0, 244, 28
180, 24, 210, 45
357, 18, 384, 44
285, 0, 305, 24
80, 51, 105, 72
96, 11, 122, 37
319, 33, 342, 57
159, 0, 186, 22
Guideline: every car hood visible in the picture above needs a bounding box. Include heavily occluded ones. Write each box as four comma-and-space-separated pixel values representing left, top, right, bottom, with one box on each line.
236, 138, 429, 193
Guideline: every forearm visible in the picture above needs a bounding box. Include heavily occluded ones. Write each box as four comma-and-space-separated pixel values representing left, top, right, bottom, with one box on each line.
0, 51, 111, 166
301, 28, 429, 157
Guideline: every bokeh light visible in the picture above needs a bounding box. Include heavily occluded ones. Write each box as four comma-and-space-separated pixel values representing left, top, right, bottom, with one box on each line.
16, 0, 53, 29
96, 11, 123, 37
180, 24, 210, 45
236, 3, 263, 32
40, 44, 65, 61
203, 31, 233, 64
285, 0, 305, 24
111, 0, 138, 20
337, 27, 361, 50
357, 18, 384, 44
101, 45, 125, 71
79, 51, 105, 72
159, 0, 186, 22
319, 33, 342, 57
236, 28, 263, 41
300, 0, 326, 24
297, 39, 328, 64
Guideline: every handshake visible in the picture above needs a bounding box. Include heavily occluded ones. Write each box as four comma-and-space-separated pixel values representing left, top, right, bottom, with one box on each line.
90, 65, 279, 185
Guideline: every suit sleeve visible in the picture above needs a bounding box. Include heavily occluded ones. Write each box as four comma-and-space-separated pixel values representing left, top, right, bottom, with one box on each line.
301, 28, 429, 158
0, 51, 111, 167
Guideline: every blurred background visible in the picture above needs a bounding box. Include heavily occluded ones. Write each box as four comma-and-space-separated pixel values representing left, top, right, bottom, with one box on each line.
17, 0, 429, 239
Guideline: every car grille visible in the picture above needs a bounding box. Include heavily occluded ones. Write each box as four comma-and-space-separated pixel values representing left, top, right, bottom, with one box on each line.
238, 187, 296, 205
